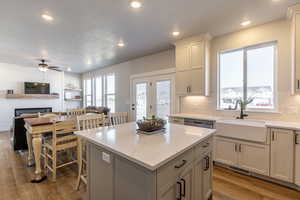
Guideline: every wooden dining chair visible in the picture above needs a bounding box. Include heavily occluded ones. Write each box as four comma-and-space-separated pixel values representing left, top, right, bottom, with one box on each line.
43, 119, 79, 181
66, 108, 86, 117
109, 112, 129, 126
75, 114, 105, 190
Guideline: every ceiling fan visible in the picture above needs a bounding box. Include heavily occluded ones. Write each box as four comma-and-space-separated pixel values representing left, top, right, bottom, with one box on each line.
37, 59, 62, 72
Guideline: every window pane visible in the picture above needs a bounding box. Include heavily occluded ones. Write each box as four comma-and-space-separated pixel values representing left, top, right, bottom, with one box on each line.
247, 45, 275, 109
156, 80, 171, 120
136, 83, 147, 120
86, 95, 92, 106
85, 79, 92, 95
96, 77, 102, 107
219, 50, 244, 109
106, 94, 115, 113
106, 74, 115, 94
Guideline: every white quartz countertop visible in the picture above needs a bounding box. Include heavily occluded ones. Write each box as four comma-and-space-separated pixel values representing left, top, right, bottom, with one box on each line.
170, 113, 300, 130
75, 122, 215, 171
169, 113, 220, 121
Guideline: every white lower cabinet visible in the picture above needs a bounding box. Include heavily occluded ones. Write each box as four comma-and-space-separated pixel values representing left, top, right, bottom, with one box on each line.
295, 132, 300, 186
214, 137, 238, 167
238, 143, 269, 176
214, 137, 269, 176
270, 129, 295, 183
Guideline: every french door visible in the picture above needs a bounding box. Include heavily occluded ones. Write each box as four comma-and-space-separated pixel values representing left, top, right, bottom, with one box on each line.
131, 74, 175, 121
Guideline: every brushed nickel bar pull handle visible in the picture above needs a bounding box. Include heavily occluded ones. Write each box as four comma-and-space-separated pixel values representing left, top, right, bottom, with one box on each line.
272, 131, 275, 141
239, 144, 242, 152
296, 134, 299, 145
234, 144, 237, 152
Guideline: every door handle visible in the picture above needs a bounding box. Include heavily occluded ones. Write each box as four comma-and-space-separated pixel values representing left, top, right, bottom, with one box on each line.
296, 134, 299, 145
234, 143, 237, 152
239, 144, 242, 152
298, 80, 300, 89
272, 131, 275, 141
180, 178, 186, 197
176, 181, 182, 200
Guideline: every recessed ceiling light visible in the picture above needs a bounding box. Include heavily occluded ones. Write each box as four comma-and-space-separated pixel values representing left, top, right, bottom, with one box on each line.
130, 1, 142, 8
241, 20, 251, 26
172, 31, 180, 37
117, 41, 125, 47
41, 14, 54, 21
67, 67, 71, 72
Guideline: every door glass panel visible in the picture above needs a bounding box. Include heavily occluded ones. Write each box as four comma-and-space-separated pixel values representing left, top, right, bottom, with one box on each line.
156, 80, 171, 120
136, 83, 147, 120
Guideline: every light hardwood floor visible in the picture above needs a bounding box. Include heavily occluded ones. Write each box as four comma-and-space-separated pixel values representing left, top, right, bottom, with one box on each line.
1, 132, 300, 200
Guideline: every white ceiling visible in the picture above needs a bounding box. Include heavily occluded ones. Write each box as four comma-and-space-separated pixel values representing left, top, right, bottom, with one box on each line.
0, 0, 299, 73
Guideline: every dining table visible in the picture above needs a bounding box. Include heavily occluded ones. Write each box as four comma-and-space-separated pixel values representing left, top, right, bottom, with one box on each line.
24, 113, 109, 183
24, 116, 66, 182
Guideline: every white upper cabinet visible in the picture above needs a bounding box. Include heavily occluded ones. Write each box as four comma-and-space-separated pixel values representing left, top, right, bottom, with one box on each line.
174, 34, 211, 96
288, 5, 300, 94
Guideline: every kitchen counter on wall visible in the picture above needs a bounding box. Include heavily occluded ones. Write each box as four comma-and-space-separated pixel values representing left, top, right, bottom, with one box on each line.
169, 113, 220, 121
170, 113, 300, 130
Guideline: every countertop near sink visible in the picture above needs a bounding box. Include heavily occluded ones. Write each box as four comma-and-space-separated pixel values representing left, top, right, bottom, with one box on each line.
170, 113, 300, 130
169, 113, 220, 121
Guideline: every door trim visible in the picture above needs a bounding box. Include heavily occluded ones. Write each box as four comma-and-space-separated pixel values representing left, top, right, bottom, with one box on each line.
130, 69, 176, 121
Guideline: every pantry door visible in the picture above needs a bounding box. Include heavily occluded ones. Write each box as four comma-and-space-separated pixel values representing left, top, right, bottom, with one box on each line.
131, 74, 175, 121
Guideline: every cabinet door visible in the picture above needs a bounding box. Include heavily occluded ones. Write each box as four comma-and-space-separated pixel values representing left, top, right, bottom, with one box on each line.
190, 68, 203, 95
270, 129, 295, 183
295, 14, 300, 89
238, 142, 270, 176
157, 181, 179, 200
214, 137, 238, 167
194, 157, 203, 200
295, 132, 300, 186
176, 45, 191, 71
175, 70, 191, 95
190, 41, 205, 69
202, 153, 213, 200
179, 163, 194, 200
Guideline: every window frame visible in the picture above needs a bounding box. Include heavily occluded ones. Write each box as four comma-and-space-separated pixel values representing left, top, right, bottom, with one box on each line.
217, 41, 278, 112
83, 73, 116, 113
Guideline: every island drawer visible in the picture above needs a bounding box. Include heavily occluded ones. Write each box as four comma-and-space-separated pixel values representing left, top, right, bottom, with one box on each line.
157, 148, 194, 190
194, 136, 213, 157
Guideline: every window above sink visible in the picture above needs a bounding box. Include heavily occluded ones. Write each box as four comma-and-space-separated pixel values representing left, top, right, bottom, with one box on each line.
217, 41, 277, 112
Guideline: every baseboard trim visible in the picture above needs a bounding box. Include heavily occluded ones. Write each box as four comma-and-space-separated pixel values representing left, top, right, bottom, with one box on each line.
214, 161, 300, 192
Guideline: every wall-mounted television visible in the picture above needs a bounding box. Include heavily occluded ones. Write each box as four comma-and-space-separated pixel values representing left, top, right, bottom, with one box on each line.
24, 82, 50, 94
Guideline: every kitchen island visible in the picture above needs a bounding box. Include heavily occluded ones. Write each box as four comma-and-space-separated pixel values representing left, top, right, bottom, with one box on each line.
75, 122, 215, 200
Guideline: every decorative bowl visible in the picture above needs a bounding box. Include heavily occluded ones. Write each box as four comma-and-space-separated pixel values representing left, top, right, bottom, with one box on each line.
136, 116, 166, 132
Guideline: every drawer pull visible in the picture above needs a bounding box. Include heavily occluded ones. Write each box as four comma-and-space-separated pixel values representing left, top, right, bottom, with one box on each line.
175, 159, 187, 169
296, 134, 299, 145
202, 142, 209, 148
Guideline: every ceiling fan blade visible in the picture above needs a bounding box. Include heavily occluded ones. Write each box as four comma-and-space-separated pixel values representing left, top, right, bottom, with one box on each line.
48, 67, 62, 72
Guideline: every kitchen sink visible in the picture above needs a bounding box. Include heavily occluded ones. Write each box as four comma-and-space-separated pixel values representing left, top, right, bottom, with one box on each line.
216, 119, 267, 143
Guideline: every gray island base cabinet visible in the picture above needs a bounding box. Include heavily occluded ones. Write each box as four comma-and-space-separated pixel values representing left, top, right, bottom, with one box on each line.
87, 136, 213, 200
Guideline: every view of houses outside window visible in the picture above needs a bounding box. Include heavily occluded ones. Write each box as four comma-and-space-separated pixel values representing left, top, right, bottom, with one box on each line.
219, 42, 275, 110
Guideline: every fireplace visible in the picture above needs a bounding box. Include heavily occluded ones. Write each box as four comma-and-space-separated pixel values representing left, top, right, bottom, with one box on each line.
12, 107, 53, 151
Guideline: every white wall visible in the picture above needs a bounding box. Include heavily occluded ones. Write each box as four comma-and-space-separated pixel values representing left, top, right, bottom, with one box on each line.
0, 63, 81, 131
83, 50, 175, 112
181, 19, 300, 122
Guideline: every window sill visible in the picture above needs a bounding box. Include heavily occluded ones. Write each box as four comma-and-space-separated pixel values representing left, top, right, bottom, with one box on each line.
216, 109, 281, 114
